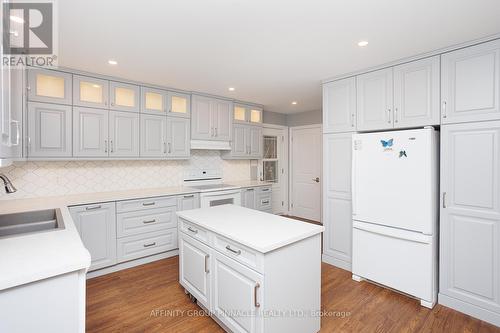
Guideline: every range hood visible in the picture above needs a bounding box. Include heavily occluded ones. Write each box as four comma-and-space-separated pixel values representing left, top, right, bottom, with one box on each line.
190, 140, 231, 150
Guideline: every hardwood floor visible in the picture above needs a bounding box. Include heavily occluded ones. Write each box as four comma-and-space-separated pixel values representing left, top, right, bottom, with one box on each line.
86, 257, 500, 333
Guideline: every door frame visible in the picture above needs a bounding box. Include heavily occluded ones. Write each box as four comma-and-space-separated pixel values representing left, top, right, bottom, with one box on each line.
259, 123, 289, 215
289, 124, 322, 222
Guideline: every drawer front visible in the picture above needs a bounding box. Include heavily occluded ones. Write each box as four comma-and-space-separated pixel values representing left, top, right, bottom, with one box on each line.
179, 218, 210, 245
257, 186, 272, 195
117, 229, 177, 263
116, 196, 177, 213
214, 234, 264, 273
117, 206, 177, 238
257, 196, 272, 211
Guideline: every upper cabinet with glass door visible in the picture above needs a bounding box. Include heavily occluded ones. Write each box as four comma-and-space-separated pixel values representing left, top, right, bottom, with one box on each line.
233, 103, 263, 125
73, 75, 109, 109
110, 81, 140, 112
141, 87, 167, 115
28, 68, 72, 105
167, 92, 191, 118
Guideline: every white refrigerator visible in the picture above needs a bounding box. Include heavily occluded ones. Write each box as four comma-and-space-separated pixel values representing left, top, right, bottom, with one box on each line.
352, 127, 438, 308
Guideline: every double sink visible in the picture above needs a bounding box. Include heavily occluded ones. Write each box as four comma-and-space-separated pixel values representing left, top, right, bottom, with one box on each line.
0, 209, 65, 238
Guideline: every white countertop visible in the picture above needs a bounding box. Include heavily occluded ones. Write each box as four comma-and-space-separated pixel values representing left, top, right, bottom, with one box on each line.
0, 180, 271, 291
177, 205, 324, 253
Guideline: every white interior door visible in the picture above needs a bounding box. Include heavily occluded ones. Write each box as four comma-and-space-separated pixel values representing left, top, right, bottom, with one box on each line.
291, 125, 322, 221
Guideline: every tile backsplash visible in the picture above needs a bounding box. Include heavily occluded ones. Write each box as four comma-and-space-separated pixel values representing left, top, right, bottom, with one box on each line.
0, 150, 251, 200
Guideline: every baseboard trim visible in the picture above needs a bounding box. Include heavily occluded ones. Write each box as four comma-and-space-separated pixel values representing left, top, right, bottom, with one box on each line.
87, 250, 179, 279
439, 293, 500, 327
322, 254, 352, 271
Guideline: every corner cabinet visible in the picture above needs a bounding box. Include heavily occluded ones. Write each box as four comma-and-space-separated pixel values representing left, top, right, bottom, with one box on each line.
322, 133, 353, 270
441, 39, 500, 124
323, 77, 356, 133
439, 121, 500, 326
191, 95, 232, 141
69, 202, 117, 271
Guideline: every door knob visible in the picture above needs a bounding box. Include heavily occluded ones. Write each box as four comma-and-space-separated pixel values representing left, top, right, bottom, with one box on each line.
313, 177, 320, 183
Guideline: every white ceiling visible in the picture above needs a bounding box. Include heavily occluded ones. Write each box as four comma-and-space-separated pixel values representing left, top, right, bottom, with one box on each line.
58, 0, 500, 114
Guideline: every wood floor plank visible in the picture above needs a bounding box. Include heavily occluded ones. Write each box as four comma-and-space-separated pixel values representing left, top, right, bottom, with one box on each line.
86, 257, 500, 333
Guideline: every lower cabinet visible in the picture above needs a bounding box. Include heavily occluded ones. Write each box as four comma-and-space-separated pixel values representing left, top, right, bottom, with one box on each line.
241, 186, 272, 212
439, 121, 500, 326
69, 202, 117, 271
212, 249, 264, 333
241, 187, 256, 209
179, 232, 211, 309
116, 229, 177, 263
178, 193, 200, 210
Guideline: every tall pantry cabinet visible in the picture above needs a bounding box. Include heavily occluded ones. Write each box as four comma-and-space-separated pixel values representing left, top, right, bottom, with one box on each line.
322, 78, 356, 270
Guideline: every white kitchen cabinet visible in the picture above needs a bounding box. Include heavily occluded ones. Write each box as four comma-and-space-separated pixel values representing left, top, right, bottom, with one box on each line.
249, 126, 262, 157
223, 124, 262, 159
73, 107, 109, 157
178, 193, 200, 210
117, 229, 178, 263
393, 56, 440, 128
241, 187, 256, 209
73, 75, 109, 109
179, 232, 212, 309
27, 102, 72, 157
212, 249, 264, 333
140, 114, 167, 157
166, 116, 190, 158
439, 121, 500, 326
322, 133, 352, 270
191, 95, 212, 140
168, 92, 191, 118
27, 68, 72, 105
323, 77, 356, 133
356, 68, 394, 131
191, 95, 232, 141
69, 202, 117, 271
109, 81, 140, 113
141, 87, 167, 114
233, 104, 263, 125
109, 111, 140, 157
441, 39, 500, 124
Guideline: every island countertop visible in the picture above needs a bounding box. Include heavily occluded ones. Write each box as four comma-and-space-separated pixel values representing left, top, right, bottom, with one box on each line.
177, 204, 324, 253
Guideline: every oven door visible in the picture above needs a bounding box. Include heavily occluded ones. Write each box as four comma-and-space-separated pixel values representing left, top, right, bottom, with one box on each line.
200, 189, 242, 208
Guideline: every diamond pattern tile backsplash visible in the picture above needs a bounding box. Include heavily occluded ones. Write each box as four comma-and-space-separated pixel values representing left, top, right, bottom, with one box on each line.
0, 150, 251, 200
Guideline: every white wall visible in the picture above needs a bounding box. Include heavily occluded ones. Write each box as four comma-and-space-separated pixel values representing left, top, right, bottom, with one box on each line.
263, 110, 322, 127
0, 151, 251, 200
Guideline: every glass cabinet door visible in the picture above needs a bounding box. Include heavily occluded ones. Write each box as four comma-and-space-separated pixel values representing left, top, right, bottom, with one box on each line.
262, 135, 278, 182
234, 105, 248, 123
168, 92, 190, 117
28, 68, 72, 105
141, 87, 167, 114
110, 81, 139, 112
73, 75, 109, 108
250, 108, 263, 124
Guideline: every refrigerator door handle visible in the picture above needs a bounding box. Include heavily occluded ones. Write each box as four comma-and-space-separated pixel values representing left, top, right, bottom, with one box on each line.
353, 221, 432, 244
442, 192, 447, 208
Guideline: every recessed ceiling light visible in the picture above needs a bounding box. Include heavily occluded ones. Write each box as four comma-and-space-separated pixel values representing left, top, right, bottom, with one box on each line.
108, 60, 118, 65
358, 40, 369, 47
10, 15, 24, 24
228, 87, 235, 91
291, 101, 298, 105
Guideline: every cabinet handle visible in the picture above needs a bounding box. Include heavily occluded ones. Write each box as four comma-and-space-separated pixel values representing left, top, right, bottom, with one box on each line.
204, 254, 209, 273
387, 109, 391, 123
442, 101, 447, 118
225, 245, 241, 255
142, 202, 155, 206
111, 102, 115, 106
351, 113, 355, 127
11, 120, 20, 146
85, 205, 102, 211
262, 200, 270, 205
104, 101, 108, 106
187, 226, 198, 234
394, 108, 398, 123
215, 128, 217, 137
168, 142, 171, 154
254, 283, 261, 308
143, 219, 156, 224
246, 188, 254, 191
143, 242, 156, 248
442, 192, 447, 209
183, 194, 195, 198
261, 188, 269, 192
110, 140, 114, 153
163, 140, 167, 154
104, 140, 108, 153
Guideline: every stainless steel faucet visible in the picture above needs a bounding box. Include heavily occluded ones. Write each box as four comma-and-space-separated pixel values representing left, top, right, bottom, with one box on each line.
0, 174, 17, 193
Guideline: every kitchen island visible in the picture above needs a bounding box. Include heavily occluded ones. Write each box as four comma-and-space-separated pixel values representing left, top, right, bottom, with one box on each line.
177, 204, 324, 333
